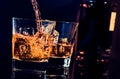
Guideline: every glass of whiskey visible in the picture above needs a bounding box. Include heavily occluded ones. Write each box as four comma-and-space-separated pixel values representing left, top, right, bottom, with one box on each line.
12, 17, 56, 79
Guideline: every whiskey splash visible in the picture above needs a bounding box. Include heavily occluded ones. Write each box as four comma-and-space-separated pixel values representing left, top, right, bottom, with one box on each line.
12, 32, 73, 61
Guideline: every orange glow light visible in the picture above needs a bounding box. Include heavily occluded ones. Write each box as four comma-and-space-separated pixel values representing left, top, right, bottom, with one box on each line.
109, 12, 117, 31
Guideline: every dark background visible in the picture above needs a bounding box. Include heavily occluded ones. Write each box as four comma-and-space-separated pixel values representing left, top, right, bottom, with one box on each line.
108, 0, 120, 79
0, 0, 120, 79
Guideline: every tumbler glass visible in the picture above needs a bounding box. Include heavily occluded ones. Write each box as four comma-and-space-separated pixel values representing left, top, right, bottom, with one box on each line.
46, 21, 79, 79
12, 17, 56, 79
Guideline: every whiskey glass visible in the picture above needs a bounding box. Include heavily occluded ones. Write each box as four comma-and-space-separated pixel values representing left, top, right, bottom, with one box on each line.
12, 17, 56, 79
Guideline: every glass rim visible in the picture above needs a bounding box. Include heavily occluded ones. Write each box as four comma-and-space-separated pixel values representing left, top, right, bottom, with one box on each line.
12, 17, 79, 24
